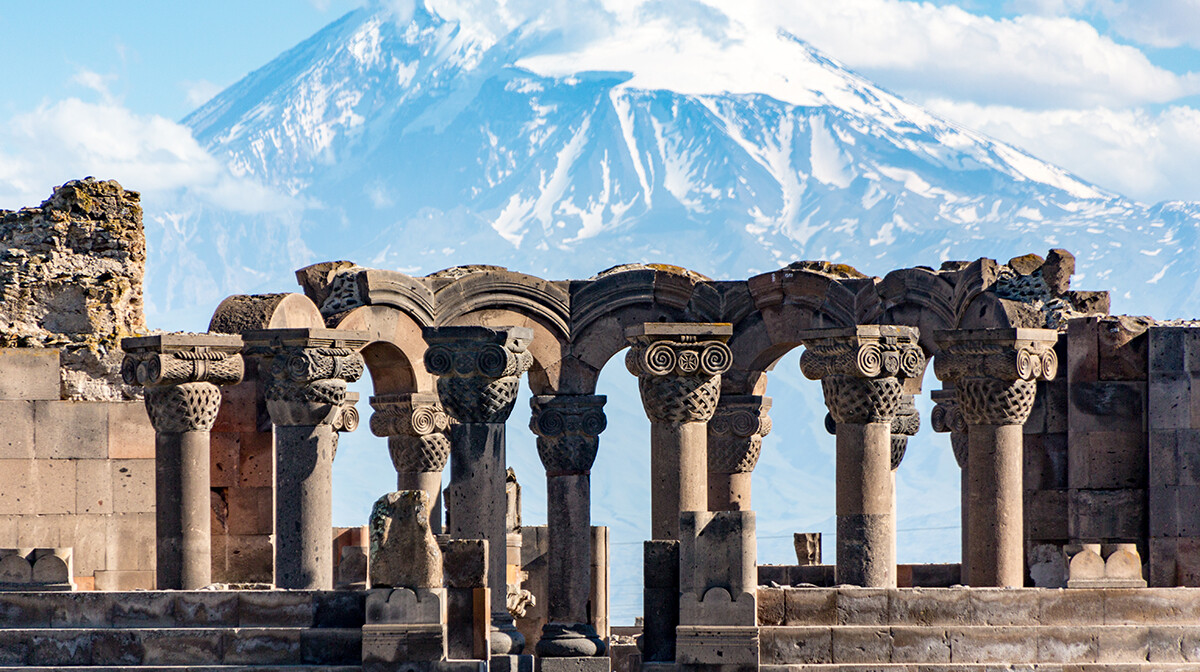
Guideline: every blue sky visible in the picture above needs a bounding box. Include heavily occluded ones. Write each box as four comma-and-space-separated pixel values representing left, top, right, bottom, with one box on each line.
1, 0, 1198, 207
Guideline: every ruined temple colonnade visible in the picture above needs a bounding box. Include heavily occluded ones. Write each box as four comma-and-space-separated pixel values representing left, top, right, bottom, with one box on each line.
117, 252, 1098, 667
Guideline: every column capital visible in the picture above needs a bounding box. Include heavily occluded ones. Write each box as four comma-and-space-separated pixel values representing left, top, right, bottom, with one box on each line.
889, 395, 920, 470
930, 388, 968, 468
529, 394, 607, 476
371, 392, 452, 473
422, 326, 533, 424
122, 333, 245, 433
799, 325, 924, 424
708, 395, 772, 475
625, 322, 733, 424
243, 328, 369, 427
933, 328, 1058, 426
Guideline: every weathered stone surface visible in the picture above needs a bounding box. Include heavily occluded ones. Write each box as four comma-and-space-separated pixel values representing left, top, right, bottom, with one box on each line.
0, 179, 146, 401
369, 490, 442, 589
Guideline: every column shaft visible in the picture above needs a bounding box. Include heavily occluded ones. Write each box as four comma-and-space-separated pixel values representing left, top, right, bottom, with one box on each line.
155, 431, 213, 589
966, 423, 1025, 587
650, 421, 707, 540
446, 422, 509, 630
835, 422, 896, 587
708, 472, 752, 511
547, 474, 591, 623
275, 424, 335, 589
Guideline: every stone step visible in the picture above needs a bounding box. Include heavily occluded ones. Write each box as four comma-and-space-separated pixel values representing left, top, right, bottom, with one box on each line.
762, 666, 1200, 671
0, 591, 365, 630
0, 627, 361, 667
0, 667, 362, 671
761, 624, 1200, 666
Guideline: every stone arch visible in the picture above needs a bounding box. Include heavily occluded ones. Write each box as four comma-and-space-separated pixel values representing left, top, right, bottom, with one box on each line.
430, 267, 571, 396
332, 305, 429, 395
859, 267, 956, 359
566, 265, 710, 394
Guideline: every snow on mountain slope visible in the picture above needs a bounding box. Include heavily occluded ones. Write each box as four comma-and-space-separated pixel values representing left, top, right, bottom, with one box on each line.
157, 2, 1199, 624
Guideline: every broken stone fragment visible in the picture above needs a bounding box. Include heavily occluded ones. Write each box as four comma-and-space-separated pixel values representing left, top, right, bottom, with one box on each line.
369, 490, 442, 589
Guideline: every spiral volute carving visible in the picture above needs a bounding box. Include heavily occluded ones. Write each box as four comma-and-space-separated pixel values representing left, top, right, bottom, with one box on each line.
933, 331, 1058, 427
530, 395, 607, 475
422, 327, 533, 425
708, 396, 772, 474
626, 333, 732, 424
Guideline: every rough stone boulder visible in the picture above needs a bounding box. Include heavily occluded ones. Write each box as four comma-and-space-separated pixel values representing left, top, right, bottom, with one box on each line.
0, 178, 146, 399
368, 490, 442, 588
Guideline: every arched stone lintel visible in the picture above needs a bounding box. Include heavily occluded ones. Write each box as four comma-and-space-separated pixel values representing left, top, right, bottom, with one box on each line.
333, 304, 430, 395
208, 292, 324, 334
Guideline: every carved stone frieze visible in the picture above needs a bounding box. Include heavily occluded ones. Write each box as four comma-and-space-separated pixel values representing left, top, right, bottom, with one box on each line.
708, 395, 772, 474
529, 394, 607, 475
371, 392, 452, 473
933, 328, 1059, 427
121, 333, 246, 434
626, 323, 733, 424
422, 326, 534, 424
799, 326, 923, 425
243, 328, 370, 427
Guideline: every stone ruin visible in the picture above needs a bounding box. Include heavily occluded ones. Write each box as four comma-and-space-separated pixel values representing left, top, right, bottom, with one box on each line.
0, 178, 1198, 670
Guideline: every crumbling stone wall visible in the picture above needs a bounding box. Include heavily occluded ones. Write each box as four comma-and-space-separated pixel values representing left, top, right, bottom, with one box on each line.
0, 178, 146, 400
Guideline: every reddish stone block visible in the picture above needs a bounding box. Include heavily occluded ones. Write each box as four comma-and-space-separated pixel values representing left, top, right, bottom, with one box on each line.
1068, 317, 1100, 384
238, 431, 274, 488
210, 432, 240, 488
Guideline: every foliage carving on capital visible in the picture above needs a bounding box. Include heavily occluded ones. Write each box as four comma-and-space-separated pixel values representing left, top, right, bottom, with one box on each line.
530, 395, 607, 475
708, 395, 772, 474
121, 334, 246, 433
933, 330, 1058, 427
930, 389, 968, 468
371, 393, 452, 473
423, 326, 534, 424
243, 330, 369, 428
800, 327, 923, 425
625, 325, 733, 424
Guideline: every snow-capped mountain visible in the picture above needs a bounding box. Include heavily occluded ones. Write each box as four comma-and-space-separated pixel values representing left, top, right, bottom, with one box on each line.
153, 2, 1199, 624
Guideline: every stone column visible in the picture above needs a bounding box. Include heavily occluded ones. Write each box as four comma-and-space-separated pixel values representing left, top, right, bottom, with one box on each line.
934, 328, 1059, 587
530, 394, 608, 658
244, 328, 368, 590
799, 325, 924, 588
422, 325, 533, 656
121, 334, 245, 590
707, 395, 772, 511
370, 392, 451, 533
625, 323, 733, 540
930, 387, 970, 580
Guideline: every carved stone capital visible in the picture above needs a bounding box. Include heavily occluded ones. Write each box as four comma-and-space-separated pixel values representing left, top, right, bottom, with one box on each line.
889, 395, 920, 471
371, 392, 451, 473
422, 326, 533, 424
244, 328, 369, 427
799, 326, 923, 425
529, 394, 607, 475
625, 323, 733, 424
933, 328, 1058, 427
121, 334, 246, 433
144, 382, 223, 433
930, 388, 968, 468
708, 395, 772, 474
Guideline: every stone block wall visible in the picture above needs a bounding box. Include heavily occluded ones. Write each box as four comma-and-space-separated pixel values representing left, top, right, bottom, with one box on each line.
0, 348, 156, 590
1149, 325, 1200, 586
209, 364, 275, 585
1065, 317, 1150, 551
1024, 336, 1070, 584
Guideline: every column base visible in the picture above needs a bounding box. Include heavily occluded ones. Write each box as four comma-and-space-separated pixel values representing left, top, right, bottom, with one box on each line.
491, 615, 527, 655
536, 622, 607, 657
536, 656, 611, 672
489, 654, 534, 672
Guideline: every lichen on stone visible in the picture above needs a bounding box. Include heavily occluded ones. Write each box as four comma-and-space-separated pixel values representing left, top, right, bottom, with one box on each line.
0, 178, 147, 400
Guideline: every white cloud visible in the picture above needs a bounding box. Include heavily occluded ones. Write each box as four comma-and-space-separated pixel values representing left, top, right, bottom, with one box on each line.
71, 68, 117, 103
181, 79, 223, 108
0, 97, 302, 215
1096, 0, 1200, 49
925, 99, 1200, 203
734, 0, 1199, 109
